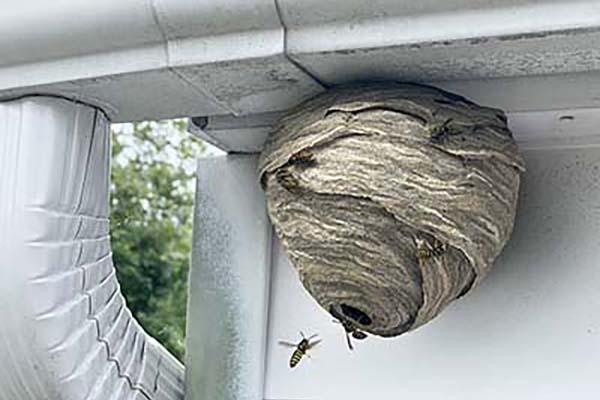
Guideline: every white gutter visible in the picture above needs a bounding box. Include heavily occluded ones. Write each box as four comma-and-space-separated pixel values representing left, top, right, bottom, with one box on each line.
2, 1, 600, 122
0, 0, 322, 121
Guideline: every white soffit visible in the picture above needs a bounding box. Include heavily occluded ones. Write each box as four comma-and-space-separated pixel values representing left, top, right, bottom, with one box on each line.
189, 106, 600, 153
1, 1, 600, 122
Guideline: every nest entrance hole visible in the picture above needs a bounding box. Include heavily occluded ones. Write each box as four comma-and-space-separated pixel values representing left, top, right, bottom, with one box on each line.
340, 303, 373, 326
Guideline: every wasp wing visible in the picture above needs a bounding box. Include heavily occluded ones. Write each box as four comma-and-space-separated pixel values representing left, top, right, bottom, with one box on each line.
278, 341, 298, 348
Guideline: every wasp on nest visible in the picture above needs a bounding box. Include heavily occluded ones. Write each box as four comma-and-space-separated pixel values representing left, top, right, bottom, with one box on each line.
259, 83, 524, 339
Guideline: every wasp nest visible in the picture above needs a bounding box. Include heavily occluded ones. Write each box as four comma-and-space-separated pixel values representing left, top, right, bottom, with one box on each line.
259, 83, 524, 337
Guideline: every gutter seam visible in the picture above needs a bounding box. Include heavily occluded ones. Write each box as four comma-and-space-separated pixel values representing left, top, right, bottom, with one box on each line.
147, 0, 237, 115
273, 0, 329, 89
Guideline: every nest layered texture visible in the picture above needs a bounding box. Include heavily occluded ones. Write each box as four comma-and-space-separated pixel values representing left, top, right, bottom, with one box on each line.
259, 83, 524, 337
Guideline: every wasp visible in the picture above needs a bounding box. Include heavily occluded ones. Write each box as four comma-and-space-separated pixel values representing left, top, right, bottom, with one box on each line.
415, 237, 447, 265
429, 118, 456, 144
274, 149, 316, 192
279, 332, 321, 368
330, 307, 368, 350
276, 168, 300, 191
289, 149, 317, 167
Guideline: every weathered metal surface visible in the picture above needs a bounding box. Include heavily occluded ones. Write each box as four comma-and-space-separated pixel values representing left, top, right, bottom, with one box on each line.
259, 83, 524, 336
175, 55, 323, 116
2, 1, 600, 121
289, 27, 600, 85
0, 0, 322, 121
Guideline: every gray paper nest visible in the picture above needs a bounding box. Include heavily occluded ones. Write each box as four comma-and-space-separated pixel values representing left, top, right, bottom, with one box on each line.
258, 83, 524, 337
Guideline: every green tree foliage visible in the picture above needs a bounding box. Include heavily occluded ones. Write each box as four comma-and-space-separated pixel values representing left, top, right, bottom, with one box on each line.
109, 120, 205, 362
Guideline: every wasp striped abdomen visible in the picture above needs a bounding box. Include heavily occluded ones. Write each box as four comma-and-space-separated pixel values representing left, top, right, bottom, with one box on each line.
290, 346, 306, 368
279, 332, 321, 369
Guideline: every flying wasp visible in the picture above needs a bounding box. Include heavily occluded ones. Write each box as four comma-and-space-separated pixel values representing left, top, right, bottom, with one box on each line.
415, 237, 447, 265
330, 307, 368, 351
279, 332, 321, 368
